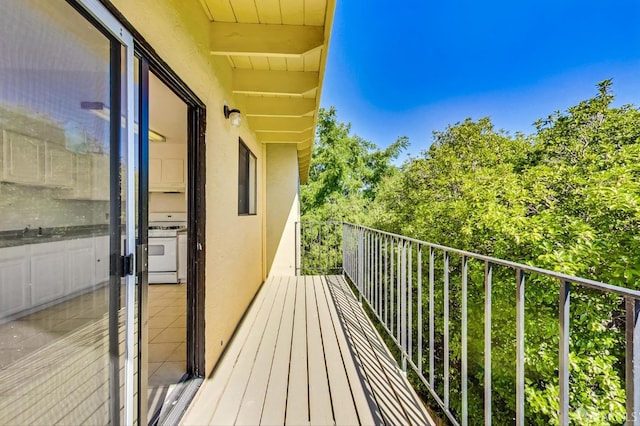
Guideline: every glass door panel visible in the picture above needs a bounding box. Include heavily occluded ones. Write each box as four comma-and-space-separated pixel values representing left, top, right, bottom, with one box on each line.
0, 1, 136, 424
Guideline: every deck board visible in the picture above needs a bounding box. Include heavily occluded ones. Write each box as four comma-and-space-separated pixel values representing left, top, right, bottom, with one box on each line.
181, 275, 434, 426
286, 275, 310, 425
260, 276, 297, 425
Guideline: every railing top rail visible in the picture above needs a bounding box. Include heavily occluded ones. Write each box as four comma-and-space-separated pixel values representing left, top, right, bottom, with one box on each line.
344, 222, 640, 299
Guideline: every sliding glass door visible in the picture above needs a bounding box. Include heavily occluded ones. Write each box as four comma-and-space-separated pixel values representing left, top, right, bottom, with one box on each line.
0, 0, 137, 424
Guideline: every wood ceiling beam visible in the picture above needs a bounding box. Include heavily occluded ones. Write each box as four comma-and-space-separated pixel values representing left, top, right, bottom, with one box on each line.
257, 129, 314, 143
233, 70, 319, 96
248, 116, 314, 132
241, 97, 316, 117
210, 22, 324, 57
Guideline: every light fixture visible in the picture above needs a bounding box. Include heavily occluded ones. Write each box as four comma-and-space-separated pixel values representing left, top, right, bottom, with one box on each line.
223, 104, 242, 127
81, 101, 167, 142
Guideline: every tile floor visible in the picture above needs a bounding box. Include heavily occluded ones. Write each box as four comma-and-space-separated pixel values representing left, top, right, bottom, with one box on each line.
147, 282, 187, 416
0, 281, 187, 419
0, 286, 109, 369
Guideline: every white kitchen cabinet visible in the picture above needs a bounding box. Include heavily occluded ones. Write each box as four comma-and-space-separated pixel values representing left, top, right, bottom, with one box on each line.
44, 142, 74, 187
0, 246, 30, 318
149, 143, 186, 192
149, 157, 185, 192
178, 233, 187, 282
1, 129, 44, 186
94, 235, 110, 285
91, 154, 110, 200
30, 241, 67, 306
66, 238, 96, 294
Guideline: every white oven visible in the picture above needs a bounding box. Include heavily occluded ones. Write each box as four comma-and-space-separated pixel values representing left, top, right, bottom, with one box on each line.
148, 212, 186, 284
148, 236, 178, 283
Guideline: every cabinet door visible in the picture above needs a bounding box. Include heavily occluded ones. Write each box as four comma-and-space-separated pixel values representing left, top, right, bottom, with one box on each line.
91, 154, 110, 200
74, 154, 93, 198
44, 142, 74, 187
162, 158, 185, 187
0, 246, 30, 318
1, 129, 44, 185
67, 238, 95, 294
94, 236, 110, 285
30, 241, 66, 306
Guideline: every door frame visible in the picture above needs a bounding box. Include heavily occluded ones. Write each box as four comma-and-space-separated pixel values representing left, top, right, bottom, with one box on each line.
95, 1, 208, 423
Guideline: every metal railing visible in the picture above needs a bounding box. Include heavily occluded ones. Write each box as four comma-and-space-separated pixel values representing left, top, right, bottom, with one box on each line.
295, 220, 343, 275
342, 222, 640, 425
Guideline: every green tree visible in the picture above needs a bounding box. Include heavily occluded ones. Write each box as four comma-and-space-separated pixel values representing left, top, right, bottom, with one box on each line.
301, 106, 408, 223
372, 81, 640, 424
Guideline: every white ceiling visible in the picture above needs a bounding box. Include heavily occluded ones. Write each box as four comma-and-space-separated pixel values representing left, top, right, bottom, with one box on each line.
148, 72, 187, 145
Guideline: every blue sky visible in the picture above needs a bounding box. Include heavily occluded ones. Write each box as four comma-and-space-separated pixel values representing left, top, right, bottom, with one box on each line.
320, 1, 640, 157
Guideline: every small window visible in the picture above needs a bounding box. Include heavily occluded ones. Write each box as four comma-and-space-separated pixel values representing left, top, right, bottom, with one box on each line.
238, 139, 256, 215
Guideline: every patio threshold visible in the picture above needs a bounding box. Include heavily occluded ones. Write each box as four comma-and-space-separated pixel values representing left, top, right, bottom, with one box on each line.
181, 275, 434, 425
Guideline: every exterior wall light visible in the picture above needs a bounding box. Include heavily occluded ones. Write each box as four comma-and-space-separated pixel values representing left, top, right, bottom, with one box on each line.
224, 104, 242, 127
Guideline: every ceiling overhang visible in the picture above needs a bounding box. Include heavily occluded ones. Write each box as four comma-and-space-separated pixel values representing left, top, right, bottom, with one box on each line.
198, 0, 336, 183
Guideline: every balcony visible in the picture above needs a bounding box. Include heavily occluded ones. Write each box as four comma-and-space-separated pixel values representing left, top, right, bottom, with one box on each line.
182, 273, 434, 425
184, 221, 640, 425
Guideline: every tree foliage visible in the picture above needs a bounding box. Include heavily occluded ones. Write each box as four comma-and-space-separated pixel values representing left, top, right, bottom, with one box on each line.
302, 82, 640, 424
301, 106, 408, 223
371, 80, 640, 424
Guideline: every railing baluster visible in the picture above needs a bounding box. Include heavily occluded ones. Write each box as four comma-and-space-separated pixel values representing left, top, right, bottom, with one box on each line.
461, 255, 468, 426
444, 251, 450, 409
409, 243, 413, 367
397, 239, 401, 341
627, 297, 640, 425
516, 269, 525, 426
559, 280, 570, 426
358, 228, 363, 303
378, 235, 383, 318
418, 246, 423, 374
485, 261, 492, 426
401, 240, 407, 372
429, 246, 435, 388
390, 237, 395, 333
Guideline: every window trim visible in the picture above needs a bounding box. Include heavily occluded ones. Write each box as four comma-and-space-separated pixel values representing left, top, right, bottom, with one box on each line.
238, 138, 257, 216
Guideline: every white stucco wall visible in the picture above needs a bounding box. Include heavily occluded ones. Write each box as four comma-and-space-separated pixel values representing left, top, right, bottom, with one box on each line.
266, 144, 300, 276
110, 0, 268, 373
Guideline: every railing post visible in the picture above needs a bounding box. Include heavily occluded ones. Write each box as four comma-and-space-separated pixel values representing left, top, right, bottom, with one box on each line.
444, 251, 450, 409
401, 239, 407, 373
461, 255, 468, 426
627, 297, 640, 425
559, 280, 570, 426
357, 227, 363, 303
516, 269, 525, 426
485, 261, 493, 426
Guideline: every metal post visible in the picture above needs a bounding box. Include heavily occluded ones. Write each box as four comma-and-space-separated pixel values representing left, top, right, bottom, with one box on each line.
418, 246, 423, 374
401, 240, 407, 373
357, 228, 363, 303
516, 269, 525, 426
559, 280, 570, 426
444, 251, 450, 409
485, 261, 492, 426
408, 243, 413, 366
429, 246, 435, 388
627, 297, 640, 425
461, 256, 469, 426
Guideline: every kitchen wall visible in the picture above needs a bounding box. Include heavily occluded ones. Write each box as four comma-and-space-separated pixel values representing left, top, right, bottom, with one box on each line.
0, 183, 108, 231
149, 192, 186, 213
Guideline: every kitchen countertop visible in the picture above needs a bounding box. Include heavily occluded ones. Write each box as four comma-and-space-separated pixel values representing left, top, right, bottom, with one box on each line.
0, 224, 110, 249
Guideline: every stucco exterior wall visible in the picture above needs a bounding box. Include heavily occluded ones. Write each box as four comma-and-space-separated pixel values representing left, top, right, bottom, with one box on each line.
266, 144, 300, 277
109, 0, 267, 373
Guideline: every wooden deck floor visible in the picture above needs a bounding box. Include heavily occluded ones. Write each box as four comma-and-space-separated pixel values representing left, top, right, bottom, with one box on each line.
181, 275, 433, 426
